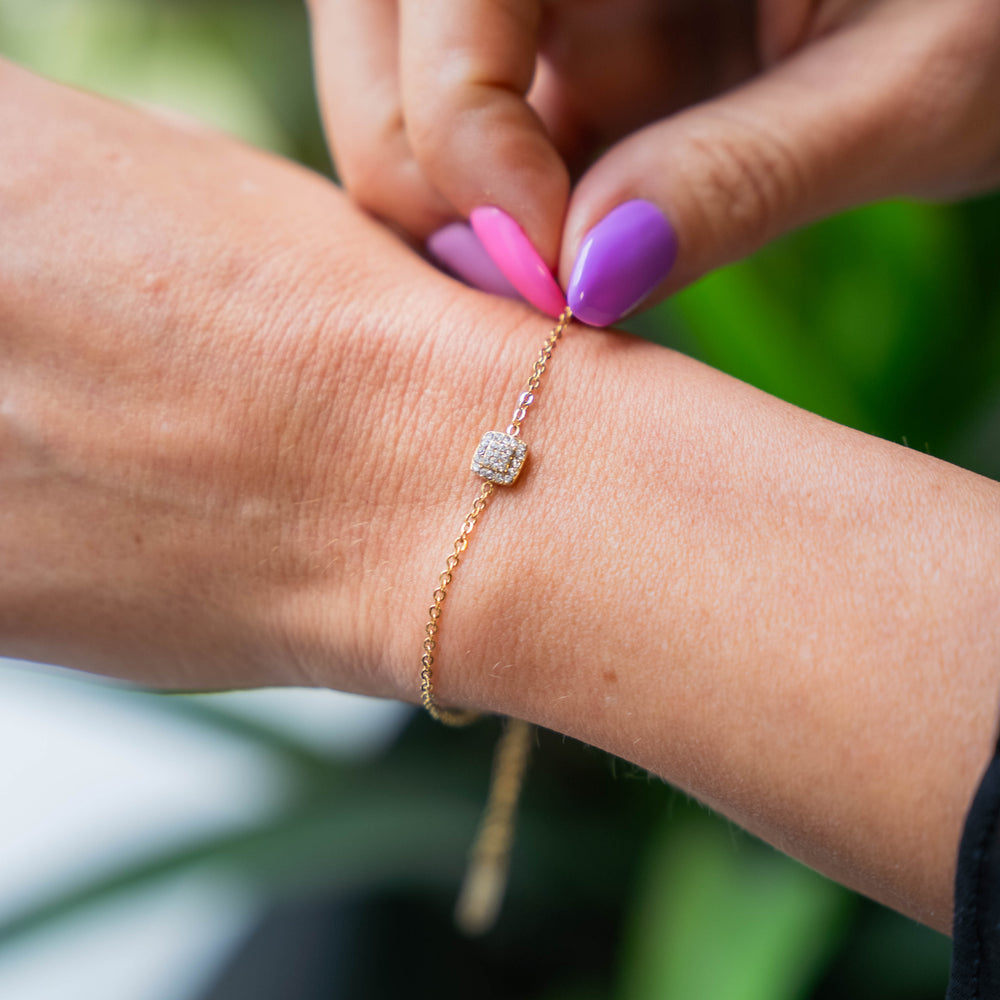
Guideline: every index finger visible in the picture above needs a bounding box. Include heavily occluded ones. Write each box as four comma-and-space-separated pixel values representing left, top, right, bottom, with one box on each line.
399, 0, 570, 267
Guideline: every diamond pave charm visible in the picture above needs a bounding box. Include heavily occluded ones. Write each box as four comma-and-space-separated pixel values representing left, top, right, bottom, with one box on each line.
471, 430, 528, 485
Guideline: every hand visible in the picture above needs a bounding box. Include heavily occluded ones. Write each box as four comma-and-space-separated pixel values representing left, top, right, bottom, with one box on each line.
308, 0, 1000, 322
0, 57, 545, 699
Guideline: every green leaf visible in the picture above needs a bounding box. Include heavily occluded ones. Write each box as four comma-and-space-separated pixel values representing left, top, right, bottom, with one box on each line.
617, 810, 851, 1000
666, 264, 870, 432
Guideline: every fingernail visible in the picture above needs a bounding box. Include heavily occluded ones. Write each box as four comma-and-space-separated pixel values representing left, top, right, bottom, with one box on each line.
470, 206, 566, 319
566, 200, 678, 327
426, 222, 522, 300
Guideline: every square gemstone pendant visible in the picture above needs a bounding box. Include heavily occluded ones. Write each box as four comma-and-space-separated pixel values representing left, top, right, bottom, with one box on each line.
471, 430, 528, 485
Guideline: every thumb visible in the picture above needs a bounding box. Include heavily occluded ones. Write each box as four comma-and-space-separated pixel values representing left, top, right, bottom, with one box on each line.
560, 4, 994, 327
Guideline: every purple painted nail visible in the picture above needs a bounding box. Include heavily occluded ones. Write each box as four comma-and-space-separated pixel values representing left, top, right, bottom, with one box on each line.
566, 200, 678, 327
426, 222, 521, 299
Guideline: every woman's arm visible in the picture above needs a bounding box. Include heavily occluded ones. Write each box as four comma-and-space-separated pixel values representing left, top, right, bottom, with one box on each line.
437, 333, 1000, 934
1, 60, 997, 933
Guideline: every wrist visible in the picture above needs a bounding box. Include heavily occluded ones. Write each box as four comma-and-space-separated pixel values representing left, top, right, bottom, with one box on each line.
292, 277, 574, 703
412, 324, 1000, 928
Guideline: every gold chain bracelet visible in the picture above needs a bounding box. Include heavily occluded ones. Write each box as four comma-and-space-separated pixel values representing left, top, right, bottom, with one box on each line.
418, 305, 574, 934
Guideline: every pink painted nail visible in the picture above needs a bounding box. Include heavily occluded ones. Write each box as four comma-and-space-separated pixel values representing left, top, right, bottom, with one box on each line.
426, 222, 521, 299
470, 206, 566, 318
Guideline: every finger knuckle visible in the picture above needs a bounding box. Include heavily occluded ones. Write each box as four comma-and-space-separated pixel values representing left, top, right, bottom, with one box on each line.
681, 112, 808, 258
937, 4, 1000, 177
890, 0, 1000, 193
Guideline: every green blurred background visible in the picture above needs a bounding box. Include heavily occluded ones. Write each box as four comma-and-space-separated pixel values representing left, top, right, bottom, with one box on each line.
2, 0, 997, 997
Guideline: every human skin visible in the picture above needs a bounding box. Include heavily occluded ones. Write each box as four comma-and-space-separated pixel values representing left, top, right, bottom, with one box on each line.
1, 60, 998, 934
309, 0, 1000, 297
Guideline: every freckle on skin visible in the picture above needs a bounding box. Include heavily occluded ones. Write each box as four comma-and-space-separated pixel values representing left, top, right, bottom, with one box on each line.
104, 149, 131, 169
603, 670, 618, 685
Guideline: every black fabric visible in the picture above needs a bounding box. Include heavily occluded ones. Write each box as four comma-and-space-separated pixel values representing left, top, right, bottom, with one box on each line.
948, 730, 1000, 999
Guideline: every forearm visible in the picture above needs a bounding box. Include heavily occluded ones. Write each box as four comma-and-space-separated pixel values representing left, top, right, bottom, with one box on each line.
414, 326, 1000, 932
3, 57, 997, 935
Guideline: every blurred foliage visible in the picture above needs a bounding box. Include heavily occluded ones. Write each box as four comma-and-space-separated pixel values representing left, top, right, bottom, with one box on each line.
0, 0, 331, 171
617, 812, 848, 1000
643, 198, 1000, 479
1, 0, 995, 997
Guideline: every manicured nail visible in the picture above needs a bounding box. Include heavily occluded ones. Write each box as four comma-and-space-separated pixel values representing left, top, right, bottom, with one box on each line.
566, 200, 678, 327
426, 222, 521, 300
470, 206, 566, 319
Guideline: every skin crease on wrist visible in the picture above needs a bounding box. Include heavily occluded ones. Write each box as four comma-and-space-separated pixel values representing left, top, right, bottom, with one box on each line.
2, 61, 999, 937
429, 326, 1000, 934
